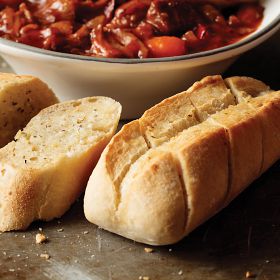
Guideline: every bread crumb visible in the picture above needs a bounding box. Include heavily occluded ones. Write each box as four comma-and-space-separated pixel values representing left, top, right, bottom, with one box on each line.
178, 270, 183, 275
36, 233, 47, 244
245, 271, 256, 278
144, 248, 154, 253
40, 253, 50, 260
57, 228, 64, 232
83, 231, 89, 234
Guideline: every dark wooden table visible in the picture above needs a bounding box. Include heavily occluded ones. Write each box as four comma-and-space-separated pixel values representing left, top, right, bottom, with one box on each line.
0, 30, 280, 280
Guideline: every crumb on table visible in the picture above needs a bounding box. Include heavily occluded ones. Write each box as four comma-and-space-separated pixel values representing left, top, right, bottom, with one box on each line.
40, 253, 50, 260
144, 248, 154, 253
246, 271, 256, 278
35, 233, 47, 244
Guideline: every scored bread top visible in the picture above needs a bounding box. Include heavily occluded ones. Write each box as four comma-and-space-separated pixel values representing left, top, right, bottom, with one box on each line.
85, 76, 279, 245
0, 73, 58, 148
140, 75, 235, 148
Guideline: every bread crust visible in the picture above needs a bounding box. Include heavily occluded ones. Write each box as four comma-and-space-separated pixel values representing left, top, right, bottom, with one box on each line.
247, 92, 280, 173
210, 102, 263, 204
164, 123, 229, 235
116, 150, 186, 245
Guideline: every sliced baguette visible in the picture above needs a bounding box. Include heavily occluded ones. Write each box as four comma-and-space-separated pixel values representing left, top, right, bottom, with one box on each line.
0, 73, 58, 148
0, 96, 121, 232
84, 76, 279, 245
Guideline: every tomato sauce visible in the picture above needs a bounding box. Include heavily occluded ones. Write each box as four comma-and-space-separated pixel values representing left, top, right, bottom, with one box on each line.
0, 0, 264, 58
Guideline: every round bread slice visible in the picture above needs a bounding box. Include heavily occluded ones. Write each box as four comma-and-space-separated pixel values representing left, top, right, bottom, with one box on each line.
0, 73, 59, 148
0, 96, 121, 232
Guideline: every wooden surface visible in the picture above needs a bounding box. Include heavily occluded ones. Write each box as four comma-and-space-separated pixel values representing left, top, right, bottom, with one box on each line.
0, 30, 280, 280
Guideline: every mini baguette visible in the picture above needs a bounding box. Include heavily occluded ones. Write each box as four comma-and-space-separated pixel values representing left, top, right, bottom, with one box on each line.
0, 96, 121, 232
0, 73, 58, 148
84, 76, 280, 245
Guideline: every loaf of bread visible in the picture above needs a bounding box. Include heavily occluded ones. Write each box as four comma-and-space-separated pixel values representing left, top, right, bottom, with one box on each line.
84, 75, 280, 245
0, 73, 58, 148
0, 97, 121, 232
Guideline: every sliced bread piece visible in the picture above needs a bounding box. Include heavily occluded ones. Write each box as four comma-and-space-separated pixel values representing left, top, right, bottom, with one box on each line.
247, 92, 280, 173
0, 96, 121, 232
209, 102, 263, 204
0, 73, 58, 148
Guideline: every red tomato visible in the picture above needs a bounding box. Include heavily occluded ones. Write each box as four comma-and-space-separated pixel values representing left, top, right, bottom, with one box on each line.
237, 4, 263, 27
146, 36, 187, 58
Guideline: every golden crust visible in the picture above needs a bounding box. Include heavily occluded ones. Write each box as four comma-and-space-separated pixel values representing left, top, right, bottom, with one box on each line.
247, 92, 280, 173
210, 102, 263, 203
164, 122, 229, 235
84, 120, 148, 231
116, 150, 186, 245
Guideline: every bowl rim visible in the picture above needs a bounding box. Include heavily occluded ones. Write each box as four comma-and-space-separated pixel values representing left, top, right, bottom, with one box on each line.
0, 8, 279, 64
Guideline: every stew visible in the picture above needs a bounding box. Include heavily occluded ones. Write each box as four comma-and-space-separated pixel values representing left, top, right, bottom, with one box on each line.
0, 0, 264, 58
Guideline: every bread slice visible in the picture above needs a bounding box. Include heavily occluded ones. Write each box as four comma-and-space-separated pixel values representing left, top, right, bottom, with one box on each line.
247, 92, 280, 173
209, 102, 263, 203
84, 76, 279, 245
116, 149, 186, 245
0, 97, 121, 232
0, 73, 58, 148
160, 122, 229, 236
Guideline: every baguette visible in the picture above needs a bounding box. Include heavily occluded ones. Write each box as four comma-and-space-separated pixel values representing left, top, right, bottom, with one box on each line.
84, 76, 280, 245
0, 97, 121, 232
0, 73, 58, 148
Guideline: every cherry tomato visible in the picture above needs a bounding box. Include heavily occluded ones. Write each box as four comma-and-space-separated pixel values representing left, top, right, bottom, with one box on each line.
146, 36, 186, 58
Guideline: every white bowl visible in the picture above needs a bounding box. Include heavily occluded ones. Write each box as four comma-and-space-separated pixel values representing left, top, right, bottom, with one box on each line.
0, 0, 279, 118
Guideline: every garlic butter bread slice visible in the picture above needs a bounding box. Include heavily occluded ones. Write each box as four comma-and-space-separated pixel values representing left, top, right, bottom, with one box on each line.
0, 96, 121, 232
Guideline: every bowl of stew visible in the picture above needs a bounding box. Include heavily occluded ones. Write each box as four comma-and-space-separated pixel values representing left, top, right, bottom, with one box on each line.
0, 0, 279, 118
